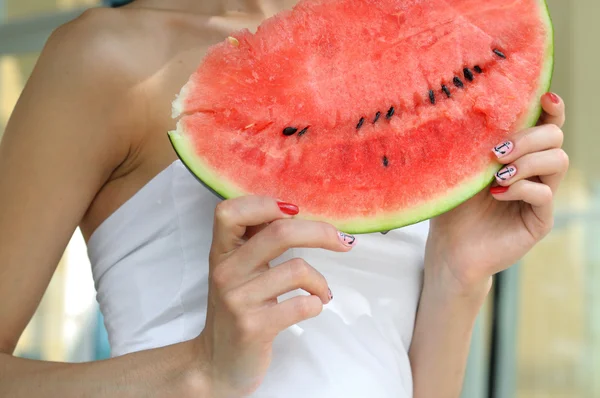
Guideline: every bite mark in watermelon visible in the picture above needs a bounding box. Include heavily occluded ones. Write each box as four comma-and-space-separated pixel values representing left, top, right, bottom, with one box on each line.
169, 0, 554, 234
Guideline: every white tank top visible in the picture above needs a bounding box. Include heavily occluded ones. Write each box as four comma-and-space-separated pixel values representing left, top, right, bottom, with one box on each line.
87, 160, 428, 397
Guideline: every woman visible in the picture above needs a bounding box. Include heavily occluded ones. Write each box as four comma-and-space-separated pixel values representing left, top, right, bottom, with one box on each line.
0, 0, 568, 397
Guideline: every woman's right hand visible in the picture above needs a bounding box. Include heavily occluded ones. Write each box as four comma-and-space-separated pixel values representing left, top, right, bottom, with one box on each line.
194, 196, 357, 397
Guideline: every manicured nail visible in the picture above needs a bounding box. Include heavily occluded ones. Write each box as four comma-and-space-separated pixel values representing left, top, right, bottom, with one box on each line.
492, 141, 514, 158
491, 186, 510, 195
547, 92, 560, 104
496, 165, 517, 182
277, 202, 299, 215
337, 231, 356, 247
328, 288, 333, 301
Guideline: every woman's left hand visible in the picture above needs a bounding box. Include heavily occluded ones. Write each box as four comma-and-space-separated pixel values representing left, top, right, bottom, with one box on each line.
426, 92, 569, 296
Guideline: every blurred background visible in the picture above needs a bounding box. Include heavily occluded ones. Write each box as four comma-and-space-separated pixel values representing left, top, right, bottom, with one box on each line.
0, 1, 597, 397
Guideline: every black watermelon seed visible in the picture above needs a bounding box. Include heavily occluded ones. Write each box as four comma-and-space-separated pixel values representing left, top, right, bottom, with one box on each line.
474, 65, 483, 74
493, 49, 506, 59
298, 127, 309, 136
356, 117, 365, 130
283, 127, 298, 136
429, 90, 435, 104
373, 111, 381, 123
386, 106, 395, 119
453, 77, 464, 88
463, 68, 474, 82
442, 85, 451, 98
382, 156, 389, 167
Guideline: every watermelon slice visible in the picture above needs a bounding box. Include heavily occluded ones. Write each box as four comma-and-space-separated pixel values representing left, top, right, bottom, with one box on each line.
169, 0, 554, 234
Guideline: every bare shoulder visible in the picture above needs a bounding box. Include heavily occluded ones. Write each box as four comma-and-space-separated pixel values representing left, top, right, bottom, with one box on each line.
32, 6, 212, 237
41, 8, 152, 88
37, 6, 209, 134
46, 6, 202, 79
29, 6, 186, 167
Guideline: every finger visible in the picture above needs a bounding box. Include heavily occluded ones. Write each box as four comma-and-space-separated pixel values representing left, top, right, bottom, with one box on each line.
260, 294, 324, 335
211, 196, 299, 258
227, 219, 356, 278
491, 124, 563, 164
232, 258, 331, 307
538, 92, 565, 128
494, 148, 569, 193
490, 180, 554, 231
245, 224, 269, 240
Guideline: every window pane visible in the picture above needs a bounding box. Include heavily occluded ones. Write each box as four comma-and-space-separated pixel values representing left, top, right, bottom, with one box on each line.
0, 53, 38, 137
517, 217, 599, 398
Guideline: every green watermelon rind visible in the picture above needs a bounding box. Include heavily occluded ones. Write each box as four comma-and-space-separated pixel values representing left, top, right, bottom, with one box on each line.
522, 0, 555, 129
168, 0, 554, 235
169, 126, 243, 200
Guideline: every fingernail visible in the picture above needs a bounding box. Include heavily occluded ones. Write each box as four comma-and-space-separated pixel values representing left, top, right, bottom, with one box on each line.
328, 288, 333, 301
491, 186, 510, 195
547, 92, 560, 104
277, 202, 299, 216
492, 141, 514, 158
496, 165, 517, 183
337, 231, 356, 247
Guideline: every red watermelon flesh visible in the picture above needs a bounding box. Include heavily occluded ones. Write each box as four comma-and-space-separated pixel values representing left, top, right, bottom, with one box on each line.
169, 0, 554, 234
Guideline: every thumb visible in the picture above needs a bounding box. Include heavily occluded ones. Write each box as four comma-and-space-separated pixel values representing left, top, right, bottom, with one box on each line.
210, 196, 299, 260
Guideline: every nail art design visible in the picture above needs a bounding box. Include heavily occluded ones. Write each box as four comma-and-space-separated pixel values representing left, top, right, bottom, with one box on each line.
328, 288, 334, 301
496, 165, 517, 182
338, 231, 356, 247
492, 141, 514, 158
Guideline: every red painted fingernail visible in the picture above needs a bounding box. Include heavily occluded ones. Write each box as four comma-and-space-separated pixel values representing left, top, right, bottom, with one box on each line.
547, 92, 560, 104
277, 202, 299, 215
328, 288, 333, 301
491, 186, 510, 195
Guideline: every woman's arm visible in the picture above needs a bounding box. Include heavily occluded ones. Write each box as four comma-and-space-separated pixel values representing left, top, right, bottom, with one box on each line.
0, 343, 207, 397
0, 12, 208, 397
409, 270, 490, 398
409, 93, 567, 398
